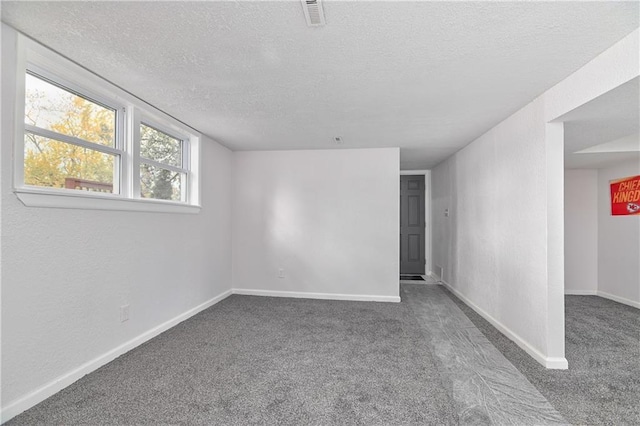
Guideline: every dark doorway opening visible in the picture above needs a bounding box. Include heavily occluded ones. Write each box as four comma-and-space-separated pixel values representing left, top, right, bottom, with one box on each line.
400, 175, 425, 275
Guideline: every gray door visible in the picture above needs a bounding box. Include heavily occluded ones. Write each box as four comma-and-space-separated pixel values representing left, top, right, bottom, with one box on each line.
400, 175, 425, 275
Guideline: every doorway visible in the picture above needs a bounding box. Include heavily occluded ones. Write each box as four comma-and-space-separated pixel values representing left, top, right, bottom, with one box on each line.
400, 175, 425, 275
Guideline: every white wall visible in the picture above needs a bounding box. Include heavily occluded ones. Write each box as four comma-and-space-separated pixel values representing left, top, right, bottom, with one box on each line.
597, 159, 640, 307
1, 25, 233, 419
432, 98, 560, 366
232, 148, 400, 301
564, 169, 599, 294
0, 8, 4, 415
431, 29, 639, 369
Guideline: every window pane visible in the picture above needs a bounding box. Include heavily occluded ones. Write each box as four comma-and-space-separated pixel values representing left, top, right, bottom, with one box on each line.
24, 133, 117, 193
140, 163, 184, 201
140, 124, 182, 167
25, 73, 116, 147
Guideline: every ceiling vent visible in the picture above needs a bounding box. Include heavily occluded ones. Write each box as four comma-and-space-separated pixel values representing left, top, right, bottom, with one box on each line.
301, 0, 326, 27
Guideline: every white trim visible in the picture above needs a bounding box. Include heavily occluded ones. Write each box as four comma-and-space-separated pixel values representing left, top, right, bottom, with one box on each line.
25, 125, 123, 156
564, 290, 598, 296
140, 158, 187, 175
424, 171, 432, 274
13, 33, 27, 190
233, 288, 400, 303
545, 357, 571, 369
26, 63, 124, 116
14, 188, 201, 214
564, 290, 640, 309
187, 134, 201, 206
440, 280, 568, 370
0, 290, 233, 423
140, 116, 191, 146
400, 170, 428, 175
597, 291, 640, 309
130, 107, 142, 199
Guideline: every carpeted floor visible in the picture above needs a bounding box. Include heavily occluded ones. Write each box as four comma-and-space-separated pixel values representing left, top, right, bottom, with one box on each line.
445, 290, 640, 426
8, 294, 457, 425
9, 288, 636, 425
402, 284, 566, 425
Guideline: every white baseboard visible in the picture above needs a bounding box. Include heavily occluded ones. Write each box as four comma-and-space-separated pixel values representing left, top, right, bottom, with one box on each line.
0, 289, 233, 423
597, 291, 640, 309
565, 290, 640, 309
544, 357, 570, 369
428, 271, 440, 281
232, 288, 400, 303
440, 280, 568, 370
565, 290, 597, 295
431, 266, 444, 282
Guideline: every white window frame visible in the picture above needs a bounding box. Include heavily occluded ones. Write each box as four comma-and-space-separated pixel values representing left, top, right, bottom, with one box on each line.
13, 32, 201, 214
138, 119, 190, 203
23, 66, 126, 195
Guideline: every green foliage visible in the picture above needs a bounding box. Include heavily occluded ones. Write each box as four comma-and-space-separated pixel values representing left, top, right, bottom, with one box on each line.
24, 96, 114, 189
140, 124, 181, 167
140, 164, 181, 201
139, 124, 183, 200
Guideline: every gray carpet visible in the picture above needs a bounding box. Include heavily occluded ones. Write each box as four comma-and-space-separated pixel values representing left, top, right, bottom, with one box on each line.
8, 294, 457, 425
445, 290, 640, 426
402, 284, 566, 425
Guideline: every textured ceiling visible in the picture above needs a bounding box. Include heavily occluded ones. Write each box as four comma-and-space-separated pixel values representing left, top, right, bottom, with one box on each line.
562, 77, 639, 169
2, 1, 639, 169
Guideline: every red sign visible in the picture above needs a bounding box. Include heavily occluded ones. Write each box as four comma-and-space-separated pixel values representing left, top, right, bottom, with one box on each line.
610, 175, 640, 216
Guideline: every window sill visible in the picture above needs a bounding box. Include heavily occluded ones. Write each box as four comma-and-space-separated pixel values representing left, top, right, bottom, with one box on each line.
14, 188, 201, 214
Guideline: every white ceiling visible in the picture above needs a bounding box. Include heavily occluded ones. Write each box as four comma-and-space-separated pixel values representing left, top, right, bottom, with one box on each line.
561, 77, 640, 169
2, 1, 639, 169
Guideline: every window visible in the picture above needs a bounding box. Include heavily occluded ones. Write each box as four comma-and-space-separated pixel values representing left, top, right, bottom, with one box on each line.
14, 35, 200, 213
139, 123, 187, 202
24, 72, 122, 194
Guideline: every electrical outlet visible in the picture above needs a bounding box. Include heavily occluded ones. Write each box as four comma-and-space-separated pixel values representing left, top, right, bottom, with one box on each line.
120, 304, 130, 322
278, 268, 285, 278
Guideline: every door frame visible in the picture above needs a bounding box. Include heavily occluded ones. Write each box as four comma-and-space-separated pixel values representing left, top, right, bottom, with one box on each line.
400, 170, 431, 276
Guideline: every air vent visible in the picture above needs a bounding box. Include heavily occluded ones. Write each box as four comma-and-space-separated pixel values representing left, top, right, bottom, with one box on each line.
301, 0, 326, 27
